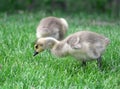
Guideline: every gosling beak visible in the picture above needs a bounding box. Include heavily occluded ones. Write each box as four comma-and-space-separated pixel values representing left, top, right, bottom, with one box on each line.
33, 51, 39, 56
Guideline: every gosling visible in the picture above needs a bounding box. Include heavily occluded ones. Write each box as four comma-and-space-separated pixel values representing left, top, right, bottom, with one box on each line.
34, 31, 110, 68
36, 16, 68, 40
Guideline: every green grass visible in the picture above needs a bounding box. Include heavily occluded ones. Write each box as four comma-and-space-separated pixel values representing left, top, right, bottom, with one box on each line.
0, 11, 120, 89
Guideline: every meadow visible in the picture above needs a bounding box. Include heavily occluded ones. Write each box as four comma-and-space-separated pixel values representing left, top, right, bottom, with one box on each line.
0, 11, 120, 89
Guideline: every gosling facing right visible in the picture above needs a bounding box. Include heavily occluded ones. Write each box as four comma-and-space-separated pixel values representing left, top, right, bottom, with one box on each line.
34, 31, 110, 68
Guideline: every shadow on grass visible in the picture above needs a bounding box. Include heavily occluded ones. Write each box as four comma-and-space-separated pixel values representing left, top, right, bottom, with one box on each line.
32, 52, 119, 77
62, 59, 119, 77
101, 60, 120, 73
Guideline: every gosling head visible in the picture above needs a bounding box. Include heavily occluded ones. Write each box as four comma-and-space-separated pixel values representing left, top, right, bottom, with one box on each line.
33, 38, 45, 56
33, 37, 59, 56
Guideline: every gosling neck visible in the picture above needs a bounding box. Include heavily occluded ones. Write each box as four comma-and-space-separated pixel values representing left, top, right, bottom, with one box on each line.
45, 37, 60, 49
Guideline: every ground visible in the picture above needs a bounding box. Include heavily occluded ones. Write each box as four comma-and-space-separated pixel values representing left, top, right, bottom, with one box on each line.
0, 11, 120, 89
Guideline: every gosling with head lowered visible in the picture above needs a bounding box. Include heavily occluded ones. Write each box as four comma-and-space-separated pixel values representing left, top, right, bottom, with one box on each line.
36, 16, 68, 40
34, 31, 110, 68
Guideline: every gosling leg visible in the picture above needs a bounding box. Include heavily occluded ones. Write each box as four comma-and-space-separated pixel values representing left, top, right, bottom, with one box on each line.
82, 61, 86, 66
97, 56, 102, 69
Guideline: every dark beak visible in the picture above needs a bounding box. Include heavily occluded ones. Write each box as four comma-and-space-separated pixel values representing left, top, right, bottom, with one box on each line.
33, 51, 38, 56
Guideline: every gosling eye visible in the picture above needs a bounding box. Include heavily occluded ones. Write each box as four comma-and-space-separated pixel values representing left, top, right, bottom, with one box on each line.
35, 45, 38, 49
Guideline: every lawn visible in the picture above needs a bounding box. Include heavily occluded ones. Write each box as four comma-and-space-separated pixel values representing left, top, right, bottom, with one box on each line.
0, 11, 120, 89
